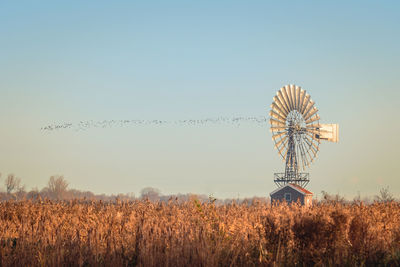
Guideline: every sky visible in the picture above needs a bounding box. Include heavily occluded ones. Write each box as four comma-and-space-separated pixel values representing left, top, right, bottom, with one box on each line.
0, 1, 399, 199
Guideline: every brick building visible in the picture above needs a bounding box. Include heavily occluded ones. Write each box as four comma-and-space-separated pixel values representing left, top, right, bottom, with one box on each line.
270, 183, 313, 206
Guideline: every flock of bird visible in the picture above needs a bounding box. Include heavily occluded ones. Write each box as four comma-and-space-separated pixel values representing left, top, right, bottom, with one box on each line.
41, 116, 268, 132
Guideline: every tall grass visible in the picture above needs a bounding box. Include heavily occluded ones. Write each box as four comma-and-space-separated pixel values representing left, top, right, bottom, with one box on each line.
0, 199, 399, 266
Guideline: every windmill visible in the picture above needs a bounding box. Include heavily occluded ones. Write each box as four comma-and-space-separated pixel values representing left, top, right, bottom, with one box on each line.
269, 84, 339, 205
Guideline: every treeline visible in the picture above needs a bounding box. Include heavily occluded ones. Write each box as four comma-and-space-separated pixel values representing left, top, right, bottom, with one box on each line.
0, 173, 268, 204
0, 174, 172, 201
0, 174, 115, 201
0, 173, 396, 204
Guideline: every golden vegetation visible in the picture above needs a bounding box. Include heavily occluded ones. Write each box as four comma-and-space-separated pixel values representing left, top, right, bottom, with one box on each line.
0, 199, 399, 266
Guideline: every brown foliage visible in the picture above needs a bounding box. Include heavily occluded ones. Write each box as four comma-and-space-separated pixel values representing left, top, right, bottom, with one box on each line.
0, 200, 399, 266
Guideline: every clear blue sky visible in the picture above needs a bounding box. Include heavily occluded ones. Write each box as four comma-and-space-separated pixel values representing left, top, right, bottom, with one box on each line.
0, 1, 399, 199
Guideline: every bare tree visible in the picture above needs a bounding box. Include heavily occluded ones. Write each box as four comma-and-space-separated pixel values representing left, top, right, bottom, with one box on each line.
375, 186, 394, 203
321, 191, 346, 204
46, 176, 69, 200
27, 187, 40, 200
140, 187, 160, 201
5, 174, 21, 194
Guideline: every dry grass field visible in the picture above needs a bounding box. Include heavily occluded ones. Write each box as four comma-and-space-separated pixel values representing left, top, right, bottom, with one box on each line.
0, 199, 399, 266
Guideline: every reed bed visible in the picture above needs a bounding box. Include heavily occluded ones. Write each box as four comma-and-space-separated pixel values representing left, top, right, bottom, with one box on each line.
0, 199, 399, 266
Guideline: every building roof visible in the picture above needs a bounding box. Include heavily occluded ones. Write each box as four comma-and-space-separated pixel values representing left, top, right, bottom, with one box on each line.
289, 183, 313, 195
270, 183, 313, 196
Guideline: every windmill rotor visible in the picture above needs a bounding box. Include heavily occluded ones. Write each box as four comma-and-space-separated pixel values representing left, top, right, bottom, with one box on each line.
270, 84, 338, 188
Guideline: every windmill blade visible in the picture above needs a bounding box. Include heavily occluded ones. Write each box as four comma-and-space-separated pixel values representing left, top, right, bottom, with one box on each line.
303, 134, 314, 148
304, 107, 319, 121
302, 98, 314, 116
279, 87, 288, 111
300, 94, 311, 114
274, 135, 288, 149
309, 145, 318, 160
295, 141, 304, 170
304, 144, 314, 164
278, 138, 289, 158
304, 135, 320, 151
270, 118, 286, 127
299, 89, 306, 113
304, 137, 318, 161
305, 131, 321, 143
270, 103, 285, 117
270, 102, 287, 117
272, 131, 287, 140
281, 143, 289, 160
274, 96, 289, 115
299, 142, 309, 170
286, 85, 295, 111
290, 84, 297, 110
273, 96, 289, 115
277, 90, 291, 114
301, 142, 311, 168
302, 101, 315, 119
305, 114, 320, 124
270, 126, 288, 132
295, 86, 301, 111
300, 137, 312, 165
282, 86, 293, 111
269, 110, 286, 122
292, 85, 299, 111
301, 138, 308, 160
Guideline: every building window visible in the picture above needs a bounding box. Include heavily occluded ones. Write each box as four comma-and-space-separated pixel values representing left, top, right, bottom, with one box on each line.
284, 193, 291, 202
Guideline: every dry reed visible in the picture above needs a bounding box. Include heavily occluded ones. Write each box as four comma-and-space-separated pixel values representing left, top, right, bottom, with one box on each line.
0, 199, 399, 266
